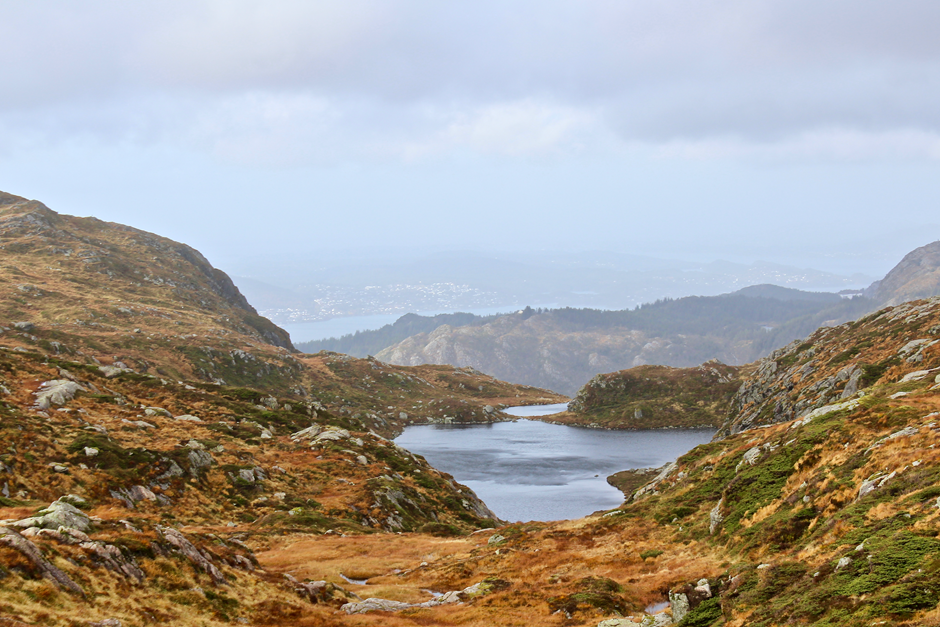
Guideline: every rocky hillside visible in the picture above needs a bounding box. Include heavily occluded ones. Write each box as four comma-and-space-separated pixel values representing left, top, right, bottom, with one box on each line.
556, 361, 743, 430
338, 298, 940, 626
865, 240, 940, 306
720, 297, 940, 437
4, 190, 940, 626
376, 293, 872, 395
0, 191, 567, 626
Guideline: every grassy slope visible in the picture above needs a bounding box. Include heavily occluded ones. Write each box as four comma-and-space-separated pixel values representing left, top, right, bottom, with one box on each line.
3, 191, 940, 625
558, 361, 743, 430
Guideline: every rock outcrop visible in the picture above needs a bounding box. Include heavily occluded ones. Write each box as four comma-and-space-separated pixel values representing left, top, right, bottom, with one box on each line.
865, 240, 940, 306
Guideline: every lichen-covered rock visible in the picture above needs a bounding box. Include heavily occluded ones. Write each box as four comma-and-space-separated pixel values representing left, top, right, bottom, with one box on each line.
290, 424, 321, 441
709, 498, 724, 535
0, 526, 84, 593
341, 581, 492, 614
668, 591, 690, 622
33, 379, 85, 410
10, 497, 93, 533
156, 526, 225, 586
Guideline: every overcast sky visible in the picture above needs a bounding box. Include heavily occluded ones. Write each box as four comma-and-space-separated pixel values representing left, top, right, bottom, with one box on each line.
2, 1, 939, 278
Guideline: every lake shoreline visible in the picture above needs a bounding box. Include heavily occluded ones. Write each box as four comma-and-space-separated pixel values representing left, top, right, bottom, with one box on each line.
395, 414, 714, 522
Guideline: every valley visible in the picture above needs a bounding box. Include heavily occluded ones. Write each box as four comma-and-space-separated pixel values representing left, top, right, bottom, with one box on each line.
1, 191, 940, 626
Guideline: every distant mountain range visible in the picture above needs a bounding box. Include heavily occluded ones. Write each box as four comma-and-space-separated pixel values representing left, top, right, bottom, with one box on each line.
236, 250, 872, 325
297, 241, 940, 396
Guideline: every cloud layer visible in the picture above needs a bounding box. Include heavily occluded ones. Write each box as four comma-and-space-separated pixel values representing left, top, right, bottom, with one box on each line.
4, 0, 940, 163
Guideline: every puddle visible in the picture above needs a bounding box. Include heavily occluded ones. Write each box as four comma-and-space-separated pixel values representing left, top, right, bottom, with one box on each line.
340, 573, 369, 585
422, 589, 443, 598
645, 601, 670, 613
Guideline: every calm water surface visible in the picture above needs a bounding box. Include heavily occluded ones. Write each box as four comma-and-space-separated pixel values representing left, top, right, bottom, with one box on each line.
395, 408, 714, 522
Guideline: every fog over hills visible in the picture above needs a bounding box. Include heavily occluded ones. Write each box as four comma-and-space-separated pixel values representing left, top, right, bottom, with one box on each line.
235, 250, 872, 331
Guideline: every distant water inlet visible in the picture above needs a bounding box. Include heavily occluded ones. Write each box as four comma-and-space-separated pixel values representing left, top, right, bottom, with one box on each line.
395, 406, 714, 522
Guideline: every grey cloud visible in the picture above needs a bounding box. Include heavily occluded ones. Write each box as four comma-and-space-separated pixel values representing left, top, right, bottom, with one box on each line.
3, 0, 940, 157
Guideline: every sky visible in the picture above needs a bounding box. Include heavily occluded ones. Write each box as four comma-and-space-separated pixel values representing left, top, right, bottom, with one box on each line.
2, 1, 940, 279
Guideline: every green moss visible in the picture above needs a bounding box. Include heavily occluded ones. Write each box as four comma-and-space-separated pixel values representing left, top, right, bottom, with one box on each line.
678, 596, 723, 626
418, 522, 465, 537
836, 532, 940, 596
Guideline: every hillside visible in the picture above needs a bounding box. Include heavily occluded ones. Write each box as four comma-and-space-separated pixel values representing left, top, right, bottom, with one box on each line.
307, 297, 940, 627
3, 190, 940, 626
558, 361, 743, 430
865, 240, 940, 306
376, 293, 873, 395
0, 191, 567, 626
296, 311, 496, 357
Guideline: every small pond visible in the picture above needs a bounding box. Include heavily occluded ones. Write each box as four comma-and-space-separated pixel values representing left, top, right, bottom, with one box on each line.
395, 405, 714, 522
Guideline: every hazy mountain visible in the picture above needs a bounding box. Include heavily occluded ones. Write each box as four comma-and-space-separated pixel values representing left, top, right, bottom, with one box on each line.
864, 240, 940, 306
375, 290, 874, 395
234, 249, 871, 326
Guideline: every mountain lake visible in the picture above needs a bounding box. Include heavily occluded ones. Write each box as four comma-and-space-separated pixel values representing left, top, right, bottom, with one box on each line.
394, 404, 715, 522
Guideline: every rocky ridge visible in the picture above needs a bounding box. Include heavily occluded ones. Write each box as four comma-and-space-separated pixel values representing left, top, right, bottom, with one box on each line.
865, 240, 940, 306
559, 361, 742, 430
375, 294, 872, 396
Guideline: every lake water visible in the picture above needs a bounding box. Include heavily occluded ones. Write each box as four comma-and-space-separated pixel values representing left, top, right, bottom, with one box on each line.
395, 409, 714, 522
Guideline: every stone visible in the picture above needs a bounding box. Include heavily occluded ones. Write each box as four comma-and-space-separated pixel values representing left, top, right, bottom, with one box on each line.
694, 578, 711, 597
14, 321, 35, 332
84, 447, 99, 457
80, 541, 145, 582
238, 469, 257, 483
127, 485, 157, 502
0, 526, 83, 593
156, 525, 226, 586
9, 498, 93, 533
33, 380, 86, 410
313, 428, 350, 443
342, 598, 412, 614
836, 556, 852, 570
290, 425, 321, 441
99, 365, 130, 378
144, 407, 172, 417
187, 449, 215, 477
357, 455, 369, 466
709, 498, 724, 535
668, 591, 690, 623
175, 414, 202, 422
900, 370, 932, 383
488, 534, 506, 545
736, 447, 761, 471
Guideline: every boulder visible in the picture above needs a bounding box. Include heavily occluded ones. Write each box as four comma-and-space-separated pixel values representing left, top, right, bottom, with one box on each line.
313, 428, 350, 444
668, 591, 690, 622
709, 498, 724, 535
0, 526, 83, 593
156, 525, 225, 586
33, 380, 86, 410
99, 365, 130, 378
290, 425, 321, 441
10, 497, 93, 533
